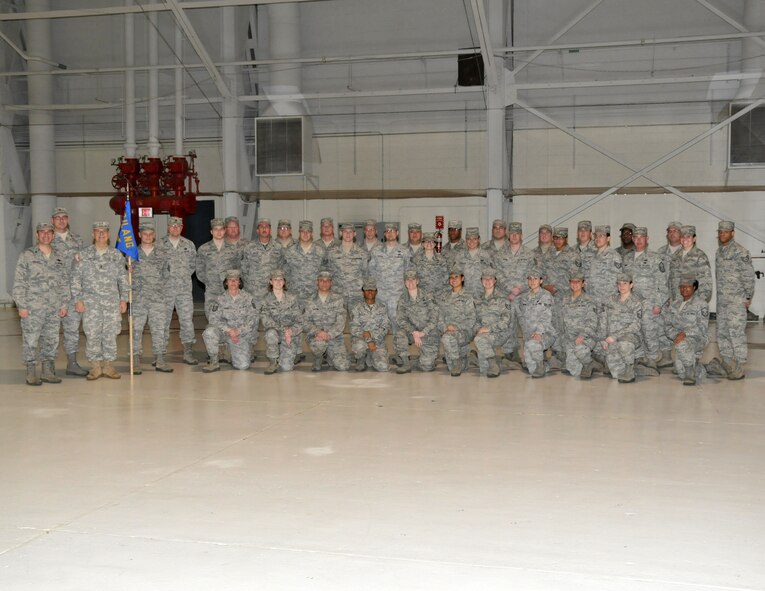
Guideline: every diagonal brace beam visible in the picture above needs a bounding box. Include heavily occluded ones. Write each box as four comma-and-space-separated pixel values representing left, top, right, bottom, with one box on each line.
469, 0, 498, 90
696, 0, 765, 51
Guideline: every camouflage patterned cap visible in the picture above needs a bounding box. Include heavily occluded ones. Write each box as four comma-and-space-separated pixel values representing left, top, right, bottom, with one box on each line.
168, 216, 183, 226
620, 223, 636, 232
449, 265, 464, 276
320, 217, 334, 226
52, 207, 69, 218
408, 222, 422, 230
508, 222, 523, 234
553, 226, 568, 238
364, 219, 377, 227
139, 222, 156, 232
527, 266, 544, 279
384, 222, 399, 231
403, 269, 418, 280
678, 273, 697, 286
492, 219, 507, 228
448, 220, 462, 229
666, 220, 682, 230
362, 277, 378, 290
277, 219, 291, 228
340, 222, 355, 231
718, 220, 735, 231
465, 227, 480, 238
317, 270, 332, 280
481, 267, 497, 279
569, 270, 585, 281
617, 272, 633, 283
299, 220, 313, 231
632, 226, 648, 237
92, 221, 110, 230
577, 220, 592, 231
225, 269, 241, 280
270, 268, 285, 279
680, 225, 696, 236
36, 221, 54, 231
422, 232, 435, 242
594, 225, 610, 235
257, 218, 271, 227
224, 216, 240, 225
539, 224, 552, 233
210, 218, 225, 228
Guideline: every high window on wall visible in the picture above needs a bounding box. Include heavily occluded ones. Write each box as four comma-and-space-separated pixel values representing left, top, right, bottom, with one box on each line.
729, 103, 765, 166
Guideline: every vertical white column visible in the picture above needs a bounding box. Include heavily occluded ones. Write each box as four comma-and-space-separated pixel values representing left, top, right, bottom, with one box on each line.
175, 24, 184, 155
485, 0, 508, 228
124, 0, 137, 157
147, 11, 161, 157
222, 6, 240, 217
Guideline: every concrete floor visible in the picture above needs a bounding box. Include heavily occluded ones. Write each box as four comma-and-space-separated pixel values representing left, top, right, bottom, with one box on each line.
0, 308, 763, 590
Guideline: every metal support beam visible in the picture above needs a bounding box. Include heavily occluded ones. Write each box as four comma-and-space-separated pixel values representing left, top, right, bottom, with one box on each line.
514, 98, 765, 245
164, 0, 231, 98
469, 0, 498, 90
696, 0, 765, 50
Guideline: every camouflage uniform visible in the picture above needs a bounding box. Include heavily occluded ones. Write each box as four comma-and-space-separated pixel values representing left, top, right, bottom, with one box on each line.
132, 243, 171, 358
394, 288, 440, 371
665, 291, 709, 383
261, 290, 304, 372
202, 289, 259, 370
350, 299, 390, 372
304, 291, 350, 371
71, 246, 129, 363
411, 249, 449, 299
559, 291, 599, 377
13, 243, 70, 365
368, 241, 411, 334
160, 233, 197, 346
586, 244, 624, 341
715, 227, 756, 366
623, 247, 671, 360
516, 287, 556, 376
241, 239, 285, 305
473, 288, 514, 374
52, 229, 85, 357
544, 245, 581, 301
283, 241, 326, 305
196, 239, 240, 319
669, 245, 712, 303
438, 288, 476, 374
442, 240, 466, 265
325, 242, 368, 311
453, 248, 493, 300
600, 291, 643, 381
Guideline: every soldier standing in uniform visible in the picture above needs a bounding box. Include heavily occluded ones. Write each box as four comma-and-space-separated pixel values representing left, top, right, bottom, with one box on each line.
283, 220, 325, 307
404, 222, 424, 257
51, 207, 88, 377
438, 267, 476, 377
131, 222, 173, 374
657, 221, 683, 267
315, 217, 339, 250
576, 220, 596, 277
325, 222, 368, 312
586, 225, 624, 360
241, 218, 285, 306
516, 267, 556, 378
669, 225, 712, 303
442, 220, 465, 264
615, 223, 636, 258
276, 219, 295, 249
196, 218, 240, 320
411, 232, 449, 298
558, 272, 599, 379
473, 268, 514, 378
201, 269, 258, 372
369, 222, 411, 337
714, 220, 756, 379
160, 216, 198, 365
622, 226, 672, 370
304, 271, 350, 371
394, 269, 440, 374
71, 222, 129, 380
453, 227, 492, 300
600, 273, 643, 383
261, 269, 303, 374
665, 274, 709, 385
533, 224, 555, 271
225, 216, 249, 252
362, 219, 381, 259
13, 221, 70, 385
482, 219, 509, 253
350, 278, 390, 372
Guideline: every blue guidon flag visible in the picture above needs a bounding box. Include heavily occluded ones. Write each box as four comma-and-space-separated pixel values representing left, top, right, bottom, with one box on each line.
116, 195, 139, 260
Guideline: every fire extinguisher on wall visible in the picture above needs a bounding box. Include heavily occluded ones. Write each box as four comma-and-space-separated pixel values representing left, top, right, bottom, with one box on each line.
435, 215, 444, 253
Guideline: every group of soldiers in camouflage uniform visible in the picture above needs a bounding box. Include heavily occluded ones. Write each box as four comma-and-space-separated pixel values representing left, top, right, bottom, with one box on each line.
13, 210, 756, 385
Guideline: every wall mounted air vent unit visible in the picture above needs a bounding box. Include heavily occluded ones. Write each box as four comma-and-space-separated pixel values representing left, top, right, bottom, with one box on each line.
729, 103, 765, 167
255, 116, 312, 176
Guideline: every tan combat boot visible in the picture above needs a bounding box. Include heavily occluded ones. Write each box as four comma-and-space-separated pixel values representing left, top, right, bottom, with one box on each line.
86, 361, 103, 381
101, 361, 121, 379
